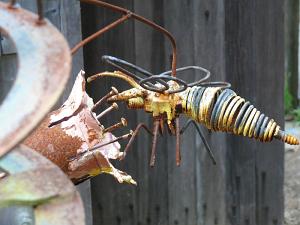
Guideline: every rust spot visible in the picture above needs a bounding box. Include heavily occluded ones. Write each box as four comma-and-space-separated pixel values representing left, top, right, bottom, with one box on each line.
24, 114, 83, 173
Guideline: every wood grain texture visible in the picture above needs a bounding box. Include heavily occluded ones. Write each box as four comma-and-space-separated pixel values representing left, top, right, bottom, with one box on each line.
225, 1, 284, 225
192, 1, 227, 224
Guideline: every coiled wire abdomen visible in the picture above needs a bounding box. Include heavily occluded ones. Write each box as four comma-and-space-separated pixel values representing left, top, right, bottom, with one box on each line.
182, 86, 299, 145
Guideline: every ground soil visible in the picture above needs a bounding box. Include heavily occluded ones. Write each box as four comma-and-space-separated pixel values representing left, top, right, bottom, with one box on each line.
285, 121, 300, 225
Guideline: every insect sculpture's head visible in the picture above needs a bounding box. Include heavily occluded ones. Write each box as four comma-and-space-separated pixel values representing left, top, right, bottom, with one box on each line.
87, 71, 186, 131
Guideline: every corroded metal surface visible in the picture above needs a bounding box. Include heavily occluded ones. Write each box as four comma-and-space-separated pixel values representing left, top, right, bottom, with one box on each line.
0, 145, 85, 225
24, 71, 136, 185
0, 2, 71, 157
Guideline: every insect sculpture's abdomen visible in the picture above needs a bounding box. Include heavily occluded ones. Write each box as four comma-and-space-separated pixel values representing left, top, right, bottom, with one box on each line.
182, 86, 299, 145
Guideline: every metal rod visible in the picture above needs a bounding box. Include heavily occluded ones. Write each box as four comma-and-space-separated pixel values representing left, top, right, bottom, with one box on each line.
159, 119, 164, 135
89, 131, 133, 152
71, 14, 131, 55
121, 123, 153, 160
96, 103, 118, 120
175, 118, 181, 166
92, 87, 118, 112
36, 0, 44, 21
104, 118, 127, 133
71, 131, 133, 160
180, 119, 216, 165
78, 0, 177, 76
150, 120, 160, 167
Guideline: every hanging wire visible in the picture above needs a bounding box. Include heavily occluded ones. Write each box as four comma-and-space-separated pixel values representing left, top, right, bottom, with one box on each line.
102, 55, 170, 92
101, 55, 231, 93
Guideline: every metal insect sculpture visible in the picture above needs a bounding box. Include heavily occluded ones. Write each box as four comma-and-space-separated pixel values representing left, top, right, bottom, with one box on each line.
1, 0, 298, 189
69, 0, 299, 167
87, 55, 299, 167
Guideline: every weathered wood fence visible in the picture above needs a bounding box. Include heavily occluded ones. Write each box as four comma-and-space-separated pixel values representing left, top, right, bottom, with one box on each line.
0, 1, 284, 225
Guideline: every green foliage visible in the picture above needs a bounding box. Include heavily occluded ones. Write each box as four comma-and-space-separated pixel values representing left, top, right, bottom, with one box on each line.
284, 72, 300, 122
292, 108, 300, 122
284, 74, 294, 114
285, 85, 294, 113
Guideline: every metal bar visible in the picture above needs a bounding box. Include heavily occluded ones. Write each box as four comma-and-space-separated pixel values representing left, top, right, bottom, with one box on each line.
71, 14, 131, 55
79, 0, 177, 76
0, 2, 71, 157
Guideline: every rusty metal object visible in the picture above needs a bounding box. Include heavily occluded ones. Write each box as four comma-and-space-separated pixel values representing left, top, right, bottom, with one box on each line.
0, 145, 85, 225
104, 118, 127, 133
0, 2, 71, 157
24, 71, 136, 185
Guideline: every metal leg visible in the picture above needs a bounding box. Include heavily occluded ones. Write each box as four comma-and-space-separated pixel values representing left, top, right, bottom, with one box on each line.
180, 119, 216, 165
120, 123, 153, 160
104, 117, 127, 133
70, 131, 133, 161
159, 119, 164, 135
96, 103, 118, 120
150, 119, 160, 167
92, 87, 118, 112
175, 118, 181, 166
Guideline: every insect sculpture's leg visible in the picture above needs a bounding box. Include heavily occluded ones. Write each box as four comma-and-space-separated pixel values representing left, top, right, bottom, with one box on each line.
120, 123, 153, 160
96, 103, 119, 120
92, 88, 128, 133
175, 118, 181, 166
104, 118, 127, 133
180, 119, 217, 165
150, 119, 161, 167
71, 131, 133, 162
92, 87, 118, 112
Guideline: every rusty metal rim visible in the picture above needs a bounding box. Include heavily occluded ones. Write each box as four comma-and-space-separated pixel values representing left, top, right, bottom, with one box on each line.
0, 2, 71, 157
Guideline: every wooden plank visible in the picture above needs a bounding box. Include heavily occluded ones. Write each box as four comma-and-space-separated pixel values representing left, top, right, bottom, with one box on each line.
253, 1, 284, 225
192, 1, 227, 225
163, 2, 198, 225
224, 2, 257, 224
134, 2, 170, 225
224, 1, 284, 224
